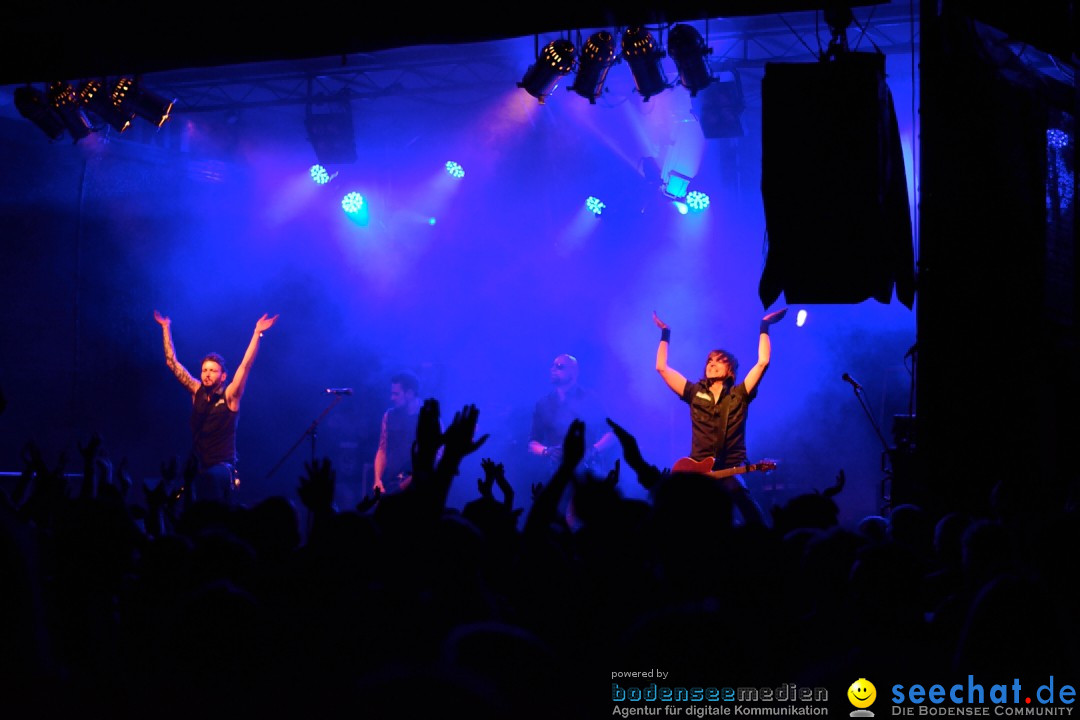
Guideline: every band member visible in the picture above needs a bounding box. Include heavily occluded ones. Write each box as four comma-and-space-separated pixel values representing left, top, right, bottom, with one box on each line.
373, 371, 422, 495
154, 310, 279, 503
528, 353, 615, 471
652, 308, 787, 524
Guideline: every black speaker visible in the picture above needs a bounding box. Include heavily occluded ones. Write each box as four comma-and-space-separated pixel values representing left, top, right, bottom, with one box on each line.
758, 53, 914, 308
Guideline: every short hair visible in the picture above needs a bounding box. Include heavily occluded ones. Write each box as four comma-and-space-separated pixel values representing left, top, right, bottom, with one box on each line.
201, 352, 227, 374
702, 349, 738, 383
391, 371, 419, 395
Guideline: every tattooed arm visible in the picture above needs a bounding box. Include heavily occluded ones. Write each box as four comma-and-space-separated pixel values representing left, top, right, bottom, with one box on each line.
154, 310, 199, 394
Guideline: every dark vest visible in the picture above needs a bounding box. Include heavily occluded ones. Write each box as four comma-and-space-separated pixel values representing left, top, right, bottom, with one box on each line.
681, 380, 752, 468
384, 405, 419, 480
190, 389, 238, 469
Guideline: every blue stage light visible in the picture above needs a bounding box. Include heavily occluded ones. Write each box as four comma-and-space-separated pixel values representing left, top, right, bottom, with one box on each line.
687, 190, 710, 212
342, 192, 364, 213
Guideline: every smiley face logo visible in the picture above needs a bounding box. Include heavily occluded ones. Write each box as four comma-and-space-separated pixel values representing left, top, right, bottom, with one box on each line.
848, 678, 877, 709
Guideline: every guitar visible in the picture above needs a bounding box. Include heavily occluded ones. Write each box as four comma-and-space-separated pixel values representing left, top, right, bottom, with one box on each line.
671, 457, 778, 489
540, 445, 609, 474
375, 466, 413, 495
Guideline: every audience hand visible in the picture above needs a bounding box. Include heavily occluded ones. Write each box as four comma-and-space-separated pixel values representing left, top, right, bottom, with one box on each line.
558, 419, 585, 470
478, 458, 498, 499
298, 457, 335, 513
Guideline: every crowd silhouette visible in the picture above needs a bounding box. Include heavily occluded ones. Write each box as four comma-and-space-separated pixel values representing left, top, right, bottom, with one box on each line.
2, 397, 1078, 718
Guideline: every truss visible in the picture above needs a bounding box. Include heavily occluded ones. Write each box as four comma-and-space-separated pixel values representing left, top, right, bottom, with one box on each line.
152, 6, 921, 115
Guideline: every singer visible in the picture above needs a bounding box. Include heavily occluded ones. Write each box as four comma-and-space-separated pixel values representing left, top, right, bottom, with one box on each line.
154, 309, 279, 504
652, 306, 788, 526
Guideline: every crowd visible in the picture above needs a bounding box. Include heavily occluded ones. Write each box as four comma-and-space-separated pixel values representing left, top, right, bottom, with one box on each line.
2, 398, 1078, 718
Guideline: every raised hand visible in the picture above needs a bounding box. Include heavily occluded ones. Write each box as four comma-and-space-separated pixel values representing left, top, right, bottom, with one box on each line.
254, 313, 279, 333
115, 457, 133, 498
492, 461, 514, 507
153, 309, 170, 327
93, 456, 114, 497
823, 468, 846, 498
559, 419, 586, 470
604, 458, 621, 487
606, 418, 648, 472
652, 311, 668, 330
478, 458, 498, 499
412, 398, 443, 476
78, 432, 103, 467
298, 457, 335, 513
440, 404, 489, 467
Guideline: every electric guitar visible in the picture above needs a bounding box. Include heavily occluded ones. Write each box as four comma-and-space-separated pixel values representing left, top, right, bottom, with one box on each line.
375, 466, 413, 495
540, 445, 609, 474
671, 457, 778, 489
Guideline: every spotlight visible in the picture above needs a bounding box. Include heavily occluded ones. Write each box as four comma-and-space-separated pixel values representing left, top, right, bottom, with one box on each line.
342, 192, 364, 213
621, 26, 669, 101
445, 161, 465, 178
342, 191, 369, 226
667, 24, 713, 97
46, 81, 94, 141
692, 67, 744, 138
569, 31, 617, 104
78, 79, 134, 133
14, 86, 66, 141
112, 77, 175, 128
586, 196, 606, 216
310, 164, 331, 184
662, 171, 692, 199
687, 190, 710, 212
518, 38, 576, 103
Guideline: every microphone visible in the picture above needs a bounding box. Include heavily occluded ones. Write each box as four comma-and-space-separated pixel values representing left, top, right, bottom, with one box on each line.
841, 373, 862, 391
325, 388, 354, 395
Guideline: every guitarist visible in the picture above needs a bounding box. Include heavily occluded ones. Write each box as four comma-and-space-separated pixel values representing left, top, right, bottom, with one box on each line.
652, 307, 788, 524
527, 353, 616, 474
374, 371, 423, 496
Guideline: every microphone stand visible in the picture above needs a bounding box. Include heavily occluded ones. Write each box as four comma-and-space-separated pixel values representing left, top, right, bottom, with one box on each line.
265, 393, 346, 480
846, 382, 893, 512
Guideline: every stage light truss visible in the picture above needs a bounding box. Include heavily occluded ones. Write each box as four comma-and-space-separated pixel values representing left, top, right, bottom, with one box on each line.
15, 77, 176, 142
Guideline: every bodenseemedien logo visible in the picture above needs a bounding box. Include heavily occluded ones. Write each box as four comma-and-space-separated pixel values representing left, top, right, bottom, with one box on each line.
849, 678, 877, 717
